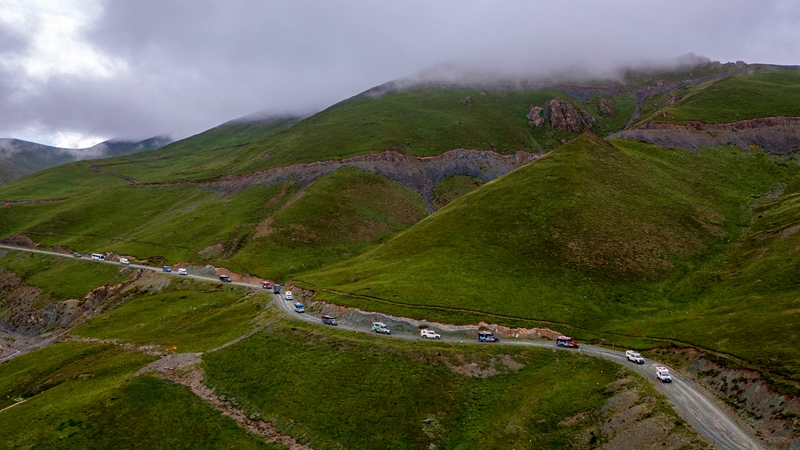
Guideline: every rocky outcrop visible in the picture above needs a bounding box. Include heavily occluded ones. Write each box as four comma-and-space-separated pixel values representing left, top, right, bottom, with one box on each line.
0, 235, 36, 248
203, 149, 541, 213
549, 98, 596, 133
526, 106, 545, 126
610, 116, 800, 154
598, 98, 616, 116
0, 267, 137, 336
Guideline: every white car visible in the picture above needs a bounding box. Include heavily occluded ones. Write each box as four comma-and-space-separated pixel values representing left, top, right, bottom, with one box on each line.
285, 291, 293, 300
372, 322, 391, 335
420, 329, 441, 340
626, 350, 645, 364
656, 367, 672, 383
178, 268, 188, 275
119, 258, 130, 265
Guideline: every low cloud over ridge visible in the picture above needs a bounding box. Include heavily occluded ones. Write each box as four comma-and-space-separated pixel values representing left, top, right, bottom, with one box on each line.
1, 0, 799, 146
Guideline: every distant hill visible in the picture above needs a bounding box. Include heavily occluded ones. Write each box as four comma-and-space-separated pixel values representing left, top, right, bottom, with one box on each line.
0, 135, 171, 184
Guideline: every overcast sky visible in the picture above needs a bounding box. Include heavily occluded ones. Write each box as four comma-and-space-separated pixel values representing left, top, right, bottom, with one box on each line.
1, 0, 799, 148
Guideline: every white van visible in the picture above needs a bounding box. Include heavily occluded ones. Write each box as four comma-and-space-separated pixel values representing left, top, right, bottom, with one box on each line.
91, 253, 105, 261
119, 258, 130, 265
178, 268, 188, 275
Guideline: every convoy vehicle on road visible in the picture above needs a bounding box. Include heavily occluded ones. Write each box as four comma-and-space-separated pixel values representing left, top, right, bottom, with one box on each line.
294, 303, 305, 313
420, 329, 440, 340
261, 281, 272, 289
285, 291, 294, 300
219, 275, 231, 282
372, 322, 391, 335
478, 331, 499, 342
91, 253, 104, 261
73, 252, 82, 258
556, 336, 579, 348
656, 367, 673, 383
322, 315, 338, 326
273, 284, 281, 294
626, 350, 645, 364
178, 268, 188, 275
120, 258, 130, 265
162, 266, 171, 272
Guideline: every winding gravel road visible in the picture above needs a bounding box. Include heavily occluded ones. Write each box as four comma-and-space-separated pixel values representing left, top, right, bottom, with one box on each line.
0, 244, 763, 449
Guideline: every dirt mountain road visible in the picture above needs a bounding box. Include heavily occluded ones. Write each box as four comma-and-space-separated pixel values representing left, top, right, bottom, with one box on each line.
0, 244, 764, 449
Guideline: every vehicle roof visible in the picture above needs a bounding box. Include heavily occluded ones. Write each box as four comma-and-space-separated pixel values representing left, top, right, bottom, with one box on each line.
478, 330, 494, 335
557, 335, 573, 340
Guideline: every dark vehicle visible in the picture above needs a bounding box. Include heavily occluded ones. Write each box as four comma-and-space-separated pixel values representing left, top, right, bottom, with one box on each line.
322, 315, 338, 326
73, 252, 82, 258
556, 336, 579, 348
162, 266, 171, 272
478, 331, 499, 342
219, 275, 231, 282
294, 303, 305, 313
273, 283, 281, 294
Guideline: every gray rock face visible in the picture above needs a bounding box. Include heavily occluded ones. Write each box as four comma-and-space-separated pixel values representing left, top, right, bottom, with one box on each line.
610, 116, 800, 154
526, 106, 544, 127
204, 149, 541, 212
549, 98, 596, 133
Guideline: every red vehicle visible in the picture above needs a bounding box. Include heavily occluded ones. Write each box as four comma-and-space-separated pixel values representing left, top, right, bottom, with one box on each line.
261, 281, 272, 289
556, 336, 579, 348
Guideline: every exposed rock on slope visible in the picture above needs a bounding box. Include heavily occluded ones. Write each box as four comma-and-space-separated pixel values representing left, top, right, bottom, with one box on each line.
650, 348, 800, 450
202, 148, 541, 212
549, 98, 596, 132
526, 106, 545, 126
0, 268, 136, 336
611, 117, 800, 154
598, 98, 616, 116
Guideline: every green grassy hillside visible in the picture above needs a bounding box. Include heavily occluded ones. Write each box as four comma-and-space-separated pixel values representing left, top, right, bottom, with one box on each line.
0, 167, 426, 281
639, 69, 800, 125
231, 166, 427, 280
1, 88, 630, 190
0, 342, 273, 449
299, 135, 800, 380
203, 320, 695, 450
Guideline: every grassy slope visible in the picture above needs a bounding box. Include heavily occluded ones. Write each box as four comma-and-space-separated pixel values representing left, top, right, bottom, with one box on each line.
0, 342, 272, 449
0, 182, 287, 264
432, 175, 484, 209
0, 167, 427, 281
231, 166, 427, 280
621, 176, 800, 381
93, 88, 635, 184
73, 279, 269, 353
0, 251, 123, 303
300, 135, 800, 379
0, 117, 296, 201
640, 69, 800, 124
203, 321, 687, 450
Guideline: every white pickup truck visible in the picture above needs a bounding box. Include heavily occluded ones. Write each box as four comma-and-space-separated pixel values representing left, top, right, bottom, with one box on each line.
626, 350, 645, 364
656, 367, 672, 383
420, 329, 441, 340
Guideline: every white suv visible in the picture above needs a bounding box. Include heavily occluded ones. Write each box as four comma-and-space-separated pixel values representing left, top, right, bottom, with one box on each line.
420, 329, 441, 340
626, 350, 645, 364
656, 367, 672, 383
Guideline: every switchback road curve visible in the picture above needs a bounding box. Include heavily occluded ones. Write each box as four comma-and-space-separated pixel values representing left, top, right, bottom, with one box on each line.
0, 244, 763, 450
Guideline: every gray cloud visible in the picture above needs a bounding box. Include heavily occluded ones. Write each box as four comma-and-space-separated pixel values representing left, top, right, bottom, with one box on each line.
1, 0, 800, 146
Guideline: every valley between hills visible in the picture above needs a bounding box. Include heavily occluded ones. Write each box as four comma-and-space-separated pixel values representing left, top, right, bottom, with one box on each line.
2, 60, 800, 449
